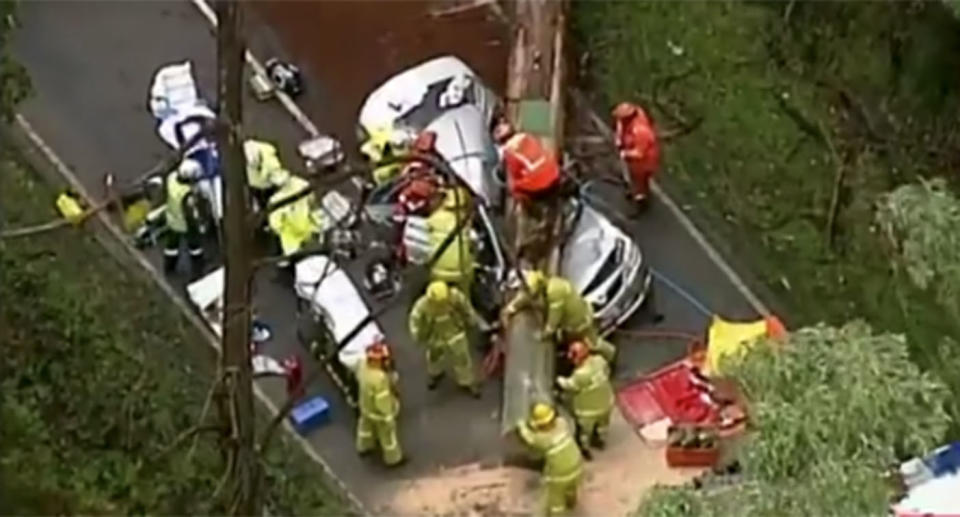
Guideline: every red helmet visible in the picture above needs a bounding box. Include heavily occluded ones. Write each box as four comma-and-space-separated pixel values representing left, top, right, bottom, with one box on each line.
492, 120, 515, 144
612, 102, 639, 120
566, 341, 590, 365
366, 340, 391, 361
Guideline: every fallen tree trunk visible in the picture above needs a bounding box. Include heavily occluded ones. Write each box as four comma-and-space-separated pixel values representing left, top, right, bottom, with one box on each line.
500, 0, 569, 450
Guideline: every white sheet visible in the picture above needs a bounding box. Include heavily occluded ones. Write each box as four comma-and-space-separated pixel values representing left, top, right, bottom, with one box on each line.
149, 61, 201, 120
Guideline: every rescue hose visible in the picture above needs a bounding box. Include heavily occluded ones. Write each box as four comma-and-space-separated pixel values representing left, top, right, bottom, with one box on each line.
561, 171, 717, 319
649, 267, 714, 318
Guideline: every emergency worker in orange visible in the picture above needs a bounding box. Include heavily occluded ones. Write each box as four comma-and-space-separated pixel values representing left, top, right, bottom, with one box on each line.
612, 102, 660, 207
493, 121, 561, 258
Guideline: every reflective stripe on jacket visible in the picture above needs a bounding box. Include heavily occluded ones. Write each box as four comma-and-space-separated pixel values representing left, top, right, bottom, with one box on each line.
559, 355, 614, 419
166, 172, 192, 233
518, 418, 583, 482
268, 176, 323, 255
502, 133, 560, 196
357, 361, 400, 422
544, 277, 592, 336
245, 140, 282, 190
427, 208, 475, 284
409, 286, 478, 348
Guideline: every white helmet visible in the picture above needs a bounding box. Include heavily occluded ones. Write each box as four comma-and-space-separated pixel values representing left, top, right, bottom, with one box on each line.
177, 158, 204, 182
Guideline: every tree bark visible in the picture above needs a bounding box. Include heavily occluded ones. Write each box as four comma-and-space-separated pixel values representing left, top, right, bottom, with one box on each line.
500, 0, 570, 448
214, 1, 260, 514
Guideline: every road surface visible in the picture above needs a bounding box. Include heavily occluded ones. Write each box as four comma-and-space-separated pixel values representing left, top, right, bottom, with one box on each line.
12, 0, 759, 512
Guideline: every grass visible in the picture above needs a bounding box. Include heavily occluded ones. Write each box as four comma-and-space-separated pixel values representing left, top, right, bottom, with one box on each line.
0, 147, 352, 515
572, 1, 960, 426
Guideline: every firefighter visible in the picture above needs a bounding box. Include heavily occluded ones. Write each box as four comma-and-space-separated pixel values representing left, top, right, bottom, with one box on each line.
244, 138, 285, 211
612, 102, 660, 207
515, 403, 584, 516
361, 125, 412, 186
163, 158, 204, 277
409, 281, 486, 397
427, 187, 476, 295
557, 341, 614, 458
503, 271, 617, 362
355, 341, 404, 467
492, 121, 562, 258
267, 173, 325, 265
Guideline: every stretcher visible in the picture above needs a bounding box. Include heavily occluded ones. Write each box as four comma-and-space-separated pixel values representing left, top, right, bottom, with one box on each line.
294, 255, 385, 372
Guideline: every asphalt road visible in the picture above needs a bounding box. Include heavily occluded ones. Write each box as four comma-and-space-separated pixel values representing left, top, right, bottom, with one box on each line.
12, 0, 759, 510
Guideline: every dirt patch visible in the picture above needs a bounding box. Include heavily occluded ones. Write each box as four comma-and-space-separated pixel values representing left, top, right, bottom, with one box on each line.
251, 0, 508, 149
374, 409, 698, 516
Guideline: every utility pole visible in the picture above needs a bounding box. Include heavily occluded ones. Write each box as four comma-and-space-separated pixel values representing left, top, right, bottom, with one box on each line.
214, 0, 260, 514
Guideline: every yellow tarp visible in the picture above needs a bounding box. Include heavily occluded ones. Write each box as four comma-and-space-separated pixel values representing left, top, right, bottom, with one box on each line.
705, 316, 769, 376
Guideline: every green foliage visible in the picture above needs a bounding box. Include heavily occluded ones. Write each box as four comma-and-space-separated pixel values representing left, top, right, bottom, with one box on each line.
0, 153, 350, 515
877, 178, 960, 317
572, 0, 960, 429
0, 0, 32, 121
638, 323, 950, 516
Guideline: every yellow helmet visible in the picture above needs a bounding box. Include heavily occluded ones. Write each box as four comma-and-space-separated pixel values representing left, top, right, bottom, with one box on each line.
426, 281, 449, 303
443, 187, 471, 210
530, 403, 556, 428
525, 270, 546, 293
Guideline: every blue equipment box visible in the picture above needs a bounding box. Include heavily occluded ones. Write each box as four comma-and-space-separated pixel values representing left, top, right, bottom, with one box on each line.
290, 396, 330, 435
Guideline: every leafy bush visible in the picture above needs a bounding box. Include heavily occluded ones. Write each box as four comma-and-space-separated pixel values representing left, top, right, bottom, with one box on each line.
0, 155, 350, 515
638, 322, 950, 517
877, 178, 960, 318
1, 0, 32, 121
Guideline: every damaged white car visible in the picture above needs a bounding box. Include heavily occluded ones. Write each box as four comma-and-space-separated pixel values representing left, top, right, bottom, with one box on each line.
359, 55, 652, 332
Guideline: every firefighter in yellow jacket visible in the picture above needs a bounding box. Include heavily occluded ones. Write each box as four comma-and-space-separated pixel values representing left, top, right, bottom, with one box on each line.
267, 172, 325, 265
557, 341, 614, 458
503, 271, 617, 361
427, 187, 476, 295
163, 159, 205, 277
355, 341, 404, 466
516, 403, 584, 516
244, 138, 285, 210
409, 281, 486, 397
360, 125, 412, 185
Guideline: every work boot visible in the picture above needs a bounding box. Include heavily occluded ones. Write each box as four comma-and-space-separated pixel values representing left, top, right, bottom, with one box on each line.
632, 193, 650, 213
190, 254, 206, 281
163, 254, 178, 274
592, 435, 607, 451
427, 374, 443, 391
580, 444, 593, 461
467, 383, 482, 399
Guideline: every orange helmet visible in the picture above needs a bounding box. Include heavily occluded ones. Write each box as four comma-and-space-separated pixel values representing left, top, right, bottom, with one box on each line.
414, 131, 437, 153
366, 340, 391, 362
612, 102, 639, 120
492, 120, 515, 144
566, 341, 590, 365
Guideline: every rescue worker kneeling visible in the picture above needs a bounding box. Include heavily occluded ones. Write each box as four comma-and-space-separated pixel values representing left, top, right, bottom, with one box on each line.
427, 187, 476, 296
557, 341, 614, 459
516, 403, 584, 516
409, 281, 486, 397
267, 172, 325, 266
355, 340, 404, 466
503, 271, 617, 362
163, 159, 205, 277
